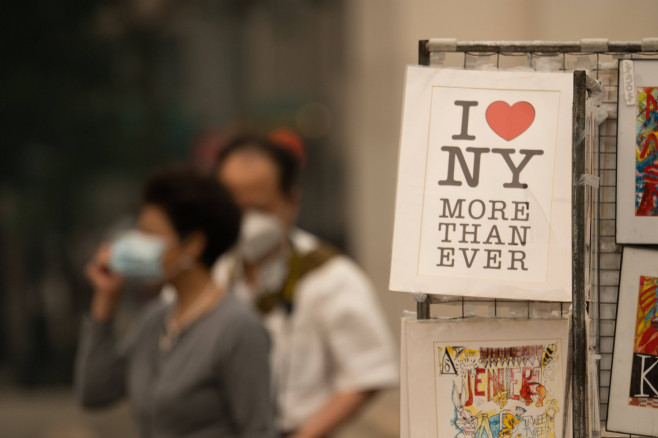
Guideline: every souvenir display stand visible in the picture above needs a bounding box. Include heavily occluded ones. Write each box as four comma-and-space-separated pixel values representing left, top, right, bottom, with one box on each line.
395, 38, 658, 438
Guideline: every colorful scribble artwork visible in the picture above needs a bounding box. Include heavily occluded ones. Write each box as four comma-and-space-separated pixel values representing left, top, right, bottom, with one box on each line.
606, 247, 658, 434
635, 87, 658, 216
435, 342, 563, 438
629, 276, 658, 408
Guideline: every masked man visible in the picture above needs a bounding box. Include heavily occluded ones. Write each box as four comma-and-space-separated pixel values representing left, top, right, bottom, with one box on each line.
213, 131, 397, 438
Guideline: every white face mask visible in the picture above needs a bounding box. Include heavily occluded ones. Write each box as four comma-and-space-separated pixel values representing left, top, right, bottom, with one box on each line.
238, 211, 283, 263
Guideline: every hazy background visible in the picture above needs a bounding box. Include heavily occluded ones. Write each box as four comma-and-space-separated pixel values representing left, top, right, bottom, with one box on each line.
1, 1, 657, 437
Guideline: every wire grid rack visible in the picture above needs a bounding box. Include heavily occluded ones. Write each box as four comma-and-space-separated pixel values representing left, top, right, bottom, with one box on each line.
414, 38, 658, 438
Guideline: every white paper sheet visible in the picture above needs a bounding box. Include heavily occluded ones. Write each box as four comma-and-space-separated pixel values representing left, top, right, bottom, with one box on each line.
401, 317, 570, 438
391, 67, 573, 301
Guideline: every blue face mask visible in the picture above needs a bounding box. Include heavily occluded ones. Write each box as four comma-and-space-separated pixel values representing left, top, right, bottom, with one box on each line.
109, 231, 166, 280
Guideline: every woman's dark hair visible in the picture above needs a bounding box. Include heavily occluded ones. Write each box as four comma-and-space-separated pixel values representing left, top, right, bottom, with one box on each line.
215, 135, 301, 195
141, 165, 241, 268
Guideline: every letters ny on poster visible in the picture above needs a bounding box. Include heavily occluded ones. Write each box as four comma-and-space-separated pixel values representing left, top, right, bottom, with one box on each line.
391, 67, 572, 300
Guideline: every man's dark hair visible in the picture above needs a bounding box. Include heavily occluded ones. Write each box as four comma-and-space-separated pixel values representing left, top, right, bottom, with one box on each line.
216, 135, 301, 195
141, 165, 241, 268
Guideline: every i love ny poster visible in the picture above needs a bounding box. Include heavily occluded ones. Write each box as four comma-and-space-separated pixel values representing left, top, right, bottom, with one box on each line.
390, 66, 573, 301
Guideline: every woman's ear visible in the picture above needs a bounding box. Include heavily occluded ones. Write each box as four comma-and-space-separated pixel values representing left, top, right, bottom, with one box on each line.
184, 231, 207, 262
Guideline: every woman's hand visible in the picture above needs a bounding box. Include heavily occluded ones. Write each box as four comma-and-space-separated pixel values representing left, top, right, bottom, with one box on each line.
86, 244, 124, 322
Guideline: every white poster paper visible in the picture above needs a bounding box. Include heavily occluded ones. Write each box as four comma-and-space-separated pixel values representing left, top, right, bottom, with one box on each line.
390, 67, 573, 301
401, 317, 570, 438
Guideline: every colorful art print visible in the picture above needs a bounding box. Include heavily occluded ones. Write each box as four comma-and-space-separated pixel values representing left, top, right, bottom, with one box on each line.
628, 276, 658, 407
634, 88, 658, 216
400, 317, 570, 438
616, 60, 658, 244
390, 67, 573, 301
608, 247, 658, 435
435, 342, 563, 438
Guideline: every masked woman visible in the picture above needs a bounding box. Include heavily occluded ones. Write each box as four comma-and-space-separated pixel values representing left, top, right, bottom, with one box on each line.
75, 166, 275, 438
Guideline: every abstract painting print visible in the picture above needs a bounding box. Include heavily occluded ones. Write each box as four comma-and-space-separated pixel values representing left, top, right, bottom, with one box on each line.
635, 87, 658, 216
608, 247, 658, 435
617, 60, 658, 243
628, 275, 658, 408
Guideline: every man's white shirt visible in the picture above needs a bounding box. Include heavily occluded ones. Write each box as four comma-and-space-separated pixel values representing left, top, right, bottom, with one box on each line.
212, 229, 398, 431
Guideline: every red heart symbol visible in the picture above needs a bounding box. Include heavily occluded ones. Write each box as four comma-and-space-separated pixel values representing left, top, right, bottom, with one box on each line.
485, 101, 535, 141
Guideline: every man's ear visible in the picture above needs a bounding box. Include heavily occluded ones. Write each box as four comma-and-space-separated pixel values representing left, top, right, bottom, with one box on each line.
286, 187, 302, 225
184, 231, 207, 261
288, 187, 302, 209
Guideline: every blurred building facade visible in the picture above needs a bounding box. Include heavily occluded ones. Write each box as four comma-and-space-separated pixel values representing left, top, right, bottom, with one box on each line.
1, 0, 347, 386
